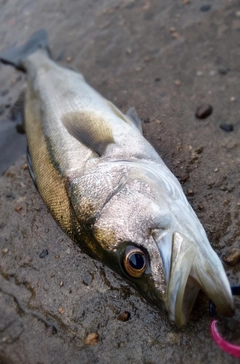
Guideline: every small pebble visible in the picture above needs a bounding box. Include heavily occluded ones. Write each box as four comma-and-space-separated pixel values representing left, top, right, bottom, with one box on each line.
82, 271, 93, 286
182, 0, 190, 4
135, 67, 142, 72
16, 124, 25, 134
66, 248, 71, 255
58, 307, 65, 314
55, 254, 60, 259
174, 79, 181, 86
218, 66, 229, 75
220, 124, 233, 132
6, 192, 15, 198
143, 117, 150, 123
126, 48, 132, 55
22, 164, 28, 170
144, 56, 150, 63
84, 333, 99, 345
169, 27, 176, 33
39, 249, 48, 258
172, 32, 180, 39
222, 248, 240, 266
189, 155, 199, 164
230, 96, 236, 102
221, 138, 236, 149
236, 11, 240, 17
214, 168, 219, 172
14, 204, 22, 213
117, 311, 131, 322
200, 5, 211, 12
198, 203, 204, 210
195, 104, 213, 119
180, 175, 188, 184
59, 281, 64, 287
195, 146, 203, 154
209, 70, 216, 76
66, 56, 72, 63
2, 248, 8, 254
187, 189, 194, 196
196, 71, 203, 76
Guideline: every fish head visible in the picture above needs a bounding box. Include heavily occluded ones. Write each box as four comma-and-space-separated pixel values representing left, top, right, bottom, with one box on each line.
70, 162, 234, 326
90, 163, 234, 327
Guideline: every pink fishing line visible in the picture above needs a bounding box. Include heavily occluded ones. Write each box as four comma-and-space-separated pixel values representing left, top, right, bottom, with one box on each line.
211, 320, 240, 358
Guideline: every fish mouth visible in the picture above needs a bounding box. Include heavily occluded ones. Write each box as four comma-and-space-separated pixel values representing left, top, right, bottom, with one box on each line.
166, 232, 235, 327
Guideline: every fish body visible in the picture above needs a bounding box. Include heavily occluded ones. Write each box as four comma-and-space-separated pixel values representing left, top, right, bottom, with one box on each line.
0, 30, 234, 326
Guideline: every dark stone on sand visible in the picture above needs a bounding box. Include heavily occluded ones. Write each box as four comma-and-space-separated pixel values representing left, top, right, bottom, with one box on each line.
6, 192, 15, 198
218, 66, 229, 75
82, 271, 93, 286
39, 249, 49, 258
117, 311, 131, 322
195, 104, 213, 119
16, 124, 25, 134
200, 5, 211, 12
143, 117, 150, 123
220, 124, 233, 132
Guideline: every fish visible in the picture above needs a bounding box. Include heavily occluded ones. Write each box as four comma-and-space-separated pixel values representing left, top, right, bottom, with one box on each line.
0, 30, 234, 327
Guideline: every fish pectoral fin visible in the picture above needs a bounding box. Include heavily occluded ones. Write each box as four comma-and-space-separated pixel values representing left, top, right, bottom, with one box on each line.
126, 107, 142, 133
62, 111, 114, 156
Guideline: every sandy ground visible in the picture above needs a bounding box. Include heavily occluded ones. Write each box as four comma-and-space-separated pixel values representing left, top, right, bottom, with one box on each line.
0, 0, 240, 363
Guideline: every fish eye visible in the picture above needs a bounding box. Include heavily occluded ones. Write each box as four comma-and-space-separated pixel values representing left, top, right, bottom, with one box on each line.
123, 246, 147, 278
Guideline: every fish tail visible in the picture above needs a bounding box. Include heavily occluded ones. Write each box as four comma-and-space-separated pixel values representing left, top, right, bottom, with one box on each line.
0, 29, 49, 71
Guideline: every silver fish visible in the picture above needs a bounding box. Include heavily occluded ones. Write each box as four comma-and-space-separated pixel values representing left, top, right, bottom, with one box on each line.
0, 30, 234, 327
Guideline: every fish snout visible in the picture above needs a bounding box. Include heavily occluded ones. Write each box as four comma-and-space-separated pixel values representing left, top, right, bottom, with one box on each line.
166, 232, 234, 327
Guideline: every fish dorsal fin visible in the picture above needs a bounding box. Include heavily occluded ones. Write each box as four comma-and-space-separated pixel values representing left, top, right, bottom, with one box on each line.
105, 99, 142, 133
62, 111, 114, 156
126, 107, 142, 133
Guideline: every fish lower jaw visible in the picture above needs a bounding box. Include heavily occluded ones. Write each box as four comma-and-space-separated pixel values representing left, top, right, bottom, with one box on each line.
167, 265, 234, 327
167, 232, 234, 327
167, 272, 200, 327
